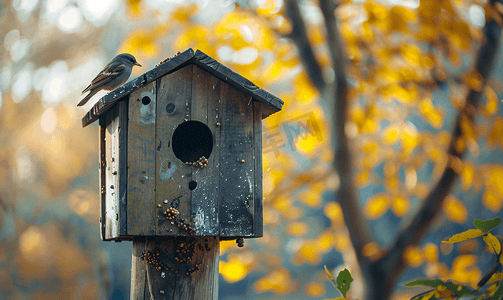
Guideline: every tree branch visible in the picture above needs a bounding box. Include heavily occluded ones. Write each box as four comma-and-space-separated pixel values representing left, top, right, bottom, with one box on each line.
319, 0, 373, 256
371, 17, 503, 300
284, 0, 326, 92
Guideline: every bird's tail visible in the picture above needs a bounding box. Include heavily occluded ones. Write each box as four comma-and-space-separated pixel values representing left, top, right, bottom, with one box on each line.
77, 89, 99, 106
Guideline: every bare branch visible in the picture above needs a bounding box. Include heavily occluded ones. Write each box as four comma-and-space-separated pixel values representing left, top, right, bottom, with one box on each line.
319, 0, 373, 257
283, 0, 326, 92
371, 17, 503, 300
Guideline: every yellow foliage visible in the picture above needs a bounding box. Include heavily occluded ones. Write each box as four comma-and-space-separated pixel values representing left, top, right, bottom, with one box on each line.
403, 245, 424, 267
391, 196, 410, 217
220, 258, 249, 283
465, 71, 484, 92
423, 243, 439, 262
381, 84, 418, 104
442, 195, 468, 224
126, 0, 142, 18
449, 255, 481, 285
324, 202, 344, 225
254, 268, 296, 294
286, 221, 309, 236
400, 44, 422, 66
459, 162, 475, 192
484, 86, 499, 115
483, 188, 502, 212
172, 4, 199, 22
402, 123, 419, 151
488, 116, 503, 149
382, 124, 400, 144
294, 72, 319, 103
120, 30, 160, 58
173, 26, 212, 55
304, 281, 326, 298
388, 6, 417, 32
419, 98, 444, 129
482, 233, 501, 255
364, 193, 390, 219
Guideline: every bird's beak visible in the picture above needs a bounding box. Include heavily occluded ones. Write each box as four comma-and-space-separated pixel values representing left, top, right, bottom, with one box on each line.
134, 62, 142, 67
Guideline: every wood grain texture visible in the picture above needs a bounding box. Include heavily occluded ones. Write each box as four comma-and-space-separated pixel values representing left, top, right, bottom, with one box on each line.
105, 104, 120, 239
155, 65, 193, 236
253, 101, 263, 237
99, 117, 107, 240
190, 66, 220, 236
218, 82, 255, 237
140, 237, 219, 300
127, 81, 157, 236
131, 238, 147, 300
118, 100, 129, 236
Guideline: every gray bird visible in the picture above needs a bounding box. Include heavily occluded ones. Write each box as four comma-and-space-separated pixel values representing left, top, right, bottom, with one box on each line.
78, 53, 142, 106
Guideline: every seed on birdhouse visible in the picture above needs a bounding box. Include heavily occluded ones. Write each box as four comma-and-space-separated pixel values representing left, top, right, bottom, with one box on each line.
241, 160, 245, 163
216, 122, 221, 126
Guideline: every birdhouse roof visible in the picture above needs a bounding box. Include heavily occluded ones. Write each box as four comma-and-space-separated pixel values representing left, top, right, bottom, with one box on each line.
81, 48, 284, 127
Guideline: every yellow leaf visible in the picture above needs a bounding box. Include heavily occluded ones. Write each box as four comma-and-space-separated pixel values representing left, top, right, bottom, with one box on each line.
465, 71, 484, 92
403, 245, 423, 267
382, 124, 400, 144
305, 281, 326, 298
400, 44, 422, 66
488, 116, 503, 149
483, 188, 502, 212
487, 272, 503, 285
442, 229, 485, 243
286, 221, 309, 237
364, 193, 390, 219
402, 123, 419, 151
450, 255, 481, 284
442, 195, 468, 223
423, 243, 439, 262
419, 98, 444, 129
461, 162, 475, 191
391, 196, 410, 217
485, 86, 499, 115
389, 6, 417, 32
487, 166, 503, 196
324, 202, 344, 225
483, 233, 502, 255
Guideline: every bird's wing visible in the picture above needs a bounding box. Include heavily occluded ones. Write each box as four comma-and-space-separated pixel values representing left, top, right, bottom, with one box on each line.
82, 62, 126, 94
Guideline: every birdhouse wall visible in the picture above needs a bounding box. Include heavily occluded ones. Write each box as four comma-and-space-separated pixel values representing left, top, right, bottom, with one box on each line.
99, 64, 264, 241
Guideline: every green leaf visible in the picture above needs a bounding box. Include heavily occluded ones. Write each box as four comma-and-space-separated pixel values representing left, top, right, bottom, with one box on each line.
336, 268, 353, 298
405, 279, 445, 288
493, 283, 503, 300
410, 289, 436, 300
442, 229, 485, 243
325, 266, 337, 289
474, 217, 502, 232
442, 281, 473, 296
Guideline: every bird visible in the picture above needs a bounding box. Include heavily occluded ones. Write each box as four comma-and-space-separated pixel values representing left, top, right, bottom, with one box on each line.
77, 53, 142, 106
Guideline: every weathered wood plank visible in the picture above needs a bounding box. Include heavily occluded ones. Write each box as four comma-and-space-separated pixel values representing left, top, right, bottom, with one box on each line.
118, 100, 129, 236
190, 66, 220, 236
193, 50, 284, 115
127, 81, 157, 236
155, 65, 193, 236
131, 238, 147, 300
99, 116, 107, 240
141, 237, 219, 300
219, 82, 255, 237
253, 100, 263, 237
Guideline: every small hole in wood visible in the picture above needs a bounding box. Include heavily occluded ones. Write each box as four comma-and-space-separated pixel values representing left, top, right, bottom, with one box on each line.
142, 96, 151, 105
166, 103, 175, 114
188, 181, 197, 190
172, 121, 213, 163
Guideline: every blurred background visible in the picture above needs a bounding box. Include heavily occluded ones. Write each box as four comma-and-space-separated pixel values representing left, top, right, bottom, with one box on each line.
0, 0, 502, 299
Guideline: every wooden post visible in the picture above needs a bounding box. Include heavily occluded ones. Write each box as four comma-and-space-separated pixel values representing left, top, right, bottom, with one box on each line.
131, 237, 220, 300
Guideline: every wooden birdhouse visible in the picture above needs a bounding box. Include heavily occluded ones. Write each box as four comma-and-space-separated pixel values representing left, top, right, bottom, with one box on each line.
82, 49, 283, 242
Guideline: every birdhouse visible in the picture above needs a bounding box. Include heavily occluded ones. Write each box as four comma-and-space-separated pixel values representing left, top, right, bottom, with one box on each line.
82, 49, 283, 241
